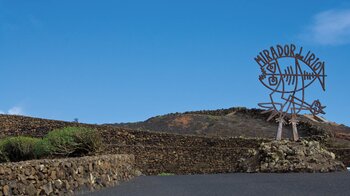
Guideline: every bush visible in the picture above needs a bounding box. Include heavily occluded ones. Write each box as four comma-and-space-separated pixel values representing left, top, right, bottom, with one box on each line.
33, 139, 53, 158
0, 127, 103, 162
44, 127, 103, 157
0, 149, 9, 163
0, 136, 41, 162
73, 127, 103, 155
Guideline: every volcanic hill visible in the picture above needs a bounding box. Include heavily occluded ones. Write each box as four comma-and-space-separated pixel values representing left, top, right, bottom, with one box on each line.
107, 107, 350, 143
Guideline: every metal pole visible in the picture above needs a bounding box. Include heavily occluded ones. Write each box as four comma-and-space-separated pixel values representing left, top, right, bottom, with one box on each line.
290, 115, 299, 141
276, 117, 284, 140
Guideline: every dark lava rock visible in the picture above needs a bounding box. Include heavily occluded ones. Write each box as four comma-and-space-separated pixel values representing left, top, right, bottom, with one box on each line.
238, 140, 346, 173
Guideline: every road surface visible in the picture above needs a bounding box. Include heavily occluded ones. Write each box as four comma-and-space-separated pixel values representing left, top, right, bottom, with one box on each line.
86, 173, 350, 196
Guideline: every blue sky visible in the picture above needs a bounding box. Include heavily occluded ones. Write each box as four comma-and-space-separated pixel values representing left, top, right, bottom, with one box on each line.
0, 0, 350, 125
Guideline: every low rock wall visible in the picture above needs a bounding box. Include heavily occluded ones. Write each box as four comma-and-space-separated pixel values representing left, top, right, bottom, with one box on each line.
102, 129, 269, 148
108, 142, 346, 175
109, 145, 253, 175
0, 154, 136, 196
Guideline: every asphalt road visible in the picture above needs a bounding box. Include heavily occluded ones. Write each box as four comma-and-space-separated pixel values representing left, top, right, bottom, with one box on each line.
86, 173, 350, 196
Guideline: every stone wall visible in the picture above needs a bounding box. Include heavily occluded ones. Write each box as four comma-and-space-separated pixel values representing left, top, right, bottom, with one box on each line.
0, 115, 88, 139
101, 130, 268, 175
0, 154, 136, 196
109, 145, 254, 175
101, 129, 269, 148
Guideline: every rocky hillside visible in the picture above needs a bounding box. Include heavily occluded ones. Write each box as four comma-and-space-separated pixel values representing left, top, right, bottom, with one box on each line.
108, 107, 350, 140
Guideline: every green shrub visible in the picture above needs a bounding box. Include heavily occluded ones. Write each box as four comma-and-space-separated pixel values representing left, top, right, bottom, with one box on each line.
0, 127, 103, 162
73, 127, 103, 155
44, 127, 103, 157
33, 139, 53, 158
0, 136, 41, 162
0, 149, 9, 163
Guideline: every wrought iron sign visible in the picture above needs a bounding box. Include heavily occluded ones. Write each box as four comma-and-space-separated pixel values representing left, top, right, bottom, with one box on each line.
255, 44, 326, 141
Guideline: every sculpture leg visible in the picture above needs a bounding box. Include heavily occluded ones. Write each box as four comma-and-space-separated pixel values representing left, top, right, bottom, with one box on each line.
276, 116, 285, 140
276, 121, 283, 140
290, 115, 299, 141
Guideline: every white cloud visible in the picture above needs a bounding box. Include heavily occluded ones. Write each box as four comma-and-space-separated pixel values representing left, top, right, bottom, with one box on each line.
0, 106, 26, 115
8, 106, 24, 115
6, 106, 24, 115
303, 9, 350, 45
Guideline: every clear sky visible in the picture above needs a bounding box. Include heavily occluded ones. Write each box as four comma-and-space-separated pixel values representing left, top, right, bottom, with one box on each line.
0, 0, 350, 125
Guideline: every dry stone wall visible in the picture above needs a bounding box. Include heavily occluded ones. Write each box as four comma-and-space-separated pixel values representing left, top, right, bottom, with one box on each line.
109, 145, 254, 175
0, 154, 136, 196
100, 129, 269, 175
0, 115, 81, 139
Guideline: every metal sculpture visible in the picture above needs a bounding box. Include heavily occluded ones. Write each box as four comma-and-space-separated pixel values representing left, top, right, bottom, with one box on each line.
255, 44, 326, 141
